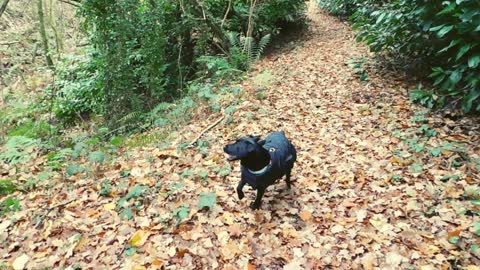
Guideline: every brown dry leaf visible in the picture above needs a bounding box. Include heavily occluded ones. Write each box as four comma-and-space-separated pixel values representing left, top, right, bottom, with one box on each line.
299, 210, 312, 222
221, 267, 238, 270
175, 249, 190, 258
229, 224, 243, 238
283, 260, 304, 270
361, 253, 376, 270
152, 259, 164, 266
12, 254, 29, 270
447, 229, 461, 239
385, 252, 406, 267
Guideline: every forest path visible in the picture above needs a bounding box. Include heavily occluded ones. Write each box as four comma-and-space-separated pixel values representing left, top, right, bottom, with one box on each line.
3, 2, 479, 269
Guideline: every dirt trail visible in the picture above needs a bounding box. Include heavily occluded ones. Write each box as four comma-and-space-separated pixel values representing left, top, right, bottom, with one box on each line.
2, 2, 479, 269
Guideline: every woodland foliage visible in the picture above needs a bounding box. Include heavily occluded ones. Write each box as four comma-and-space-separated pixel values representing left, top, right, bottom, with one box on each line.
65, 0, 306, 127
318, 0, 480, 113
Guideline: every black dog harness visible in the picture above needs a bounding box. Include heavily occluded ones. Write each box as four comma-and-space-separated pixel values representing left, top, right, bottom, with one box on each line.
240, 132, 296, 189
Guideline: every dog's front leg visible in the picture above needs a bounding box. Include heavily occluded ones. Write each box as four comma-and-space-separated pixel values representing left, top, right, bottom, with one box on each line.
237, 179, 246, 200
285, 169, 292, 190
250, 186, 266, 210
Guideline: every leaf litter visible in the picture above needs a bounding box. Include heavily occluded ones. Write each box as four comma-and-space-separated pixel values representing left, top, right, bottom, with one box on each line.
1, 2, 480, 269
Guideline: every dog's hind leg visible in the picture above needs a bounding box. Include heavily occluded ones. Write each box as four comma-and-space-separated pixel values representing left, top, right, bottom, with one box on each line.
237, 179, 246, 200
250, 186, 266, 210
285, 168, 292, 190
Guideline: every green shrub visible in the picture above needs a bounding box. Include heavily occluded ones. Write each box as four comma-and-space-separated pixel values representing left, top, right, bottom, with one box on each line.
318, 0, 358, 17
7, 120, 55, 139
0, 179, 16, 195
77, 0, 305, 128
0, 136, 38, 165
50, 53, 103, 122
0, 197, 21, 216
320, 0, 480, 113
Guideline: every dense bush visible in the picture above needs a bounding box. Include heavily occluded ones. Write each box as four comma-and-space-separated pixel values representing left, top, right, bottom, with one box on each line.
319, 0, 480, 113
318, 0, 359, 17
50, 52, 103, 122
76, 0, 305, 127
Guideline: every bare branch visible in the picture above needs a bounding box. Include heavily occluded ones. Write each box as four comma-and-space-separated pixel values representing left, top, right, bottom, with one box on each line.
58, 0, 80, 8
0, 0, 11, 18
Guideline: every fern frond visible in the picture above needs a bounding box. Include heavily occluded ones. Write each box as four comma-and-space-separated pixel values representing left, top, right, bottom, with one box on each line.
118, 111, 143, 124
242, 36, 254, 65
255, 34, 271, 60
227, 32, 240, 49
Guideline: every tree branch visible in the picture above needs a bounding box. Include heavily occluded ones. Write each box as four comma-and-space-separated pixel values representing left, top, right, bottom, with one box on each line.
0, 0, 10, 18
187, 114, 225, 148
221, 0, 232, 28
58, 0, 80, 8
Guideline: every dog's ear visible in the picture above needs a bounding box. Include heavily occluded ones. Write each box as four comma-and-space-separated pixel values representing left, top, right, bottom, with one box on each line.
249, 135, 261, 142
245, 141, 258, 153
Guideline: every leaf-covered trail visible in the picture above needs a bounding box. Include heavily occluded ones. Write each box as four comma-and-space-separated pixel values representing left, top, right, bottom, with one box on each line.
3, 2, 480, 269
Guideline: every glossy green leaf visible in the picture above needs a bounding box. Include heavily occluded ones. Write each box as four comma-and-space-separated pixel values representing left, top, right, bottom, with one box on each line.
456, 44, 471, 61
449, 71, 462, 85
66, 163, 83, 177
468, 55, 480, 68
463, 88, 480, 112
436, 25, 454, 38
173, 205, 189, 224
88, 151, 106, 164
449, 236, 460, 244
198, 192, 216, 210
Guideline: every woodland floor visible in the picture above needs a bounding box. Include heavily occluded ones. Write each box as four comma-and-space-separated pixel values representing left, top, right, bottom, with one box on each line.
2, 2, 480, 270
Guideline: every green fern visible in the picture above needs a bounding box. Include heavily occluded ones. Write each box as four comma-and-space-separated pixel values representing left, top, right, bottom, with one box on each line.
0, 136, 38, 165
256, 34, 271, 60
227, 32, 271, 69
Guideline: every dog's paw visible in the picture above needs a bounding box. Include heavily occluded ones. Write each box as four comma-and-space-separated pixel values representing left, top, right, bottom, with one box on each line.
250, 202, 260, 210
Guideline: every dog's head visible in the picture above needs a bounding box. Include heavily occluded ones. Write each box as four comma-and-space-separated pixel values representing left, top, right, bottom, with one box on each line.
223, 135, 264, 162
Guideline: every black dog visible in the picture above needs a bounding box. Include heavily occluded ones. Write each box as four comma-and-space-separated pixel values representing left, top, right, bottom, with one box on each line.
224, 131, 297, 209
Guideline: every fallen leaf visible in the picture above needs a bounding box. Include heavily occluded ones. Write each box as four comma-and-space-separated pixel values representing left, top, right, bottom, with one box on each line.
283, 260, 304, 270
152, 259, 164, 266
176, 249, 190, 258
129, 230, 150, 247
361, 253, 376, 270
385, 252, 405, 266
356, 209, 368, 222
331, 224, 344, 234
12, 254, 29, 270
299, 210, 312, 222
369, 214, 394, 233
103, 202, 116, 210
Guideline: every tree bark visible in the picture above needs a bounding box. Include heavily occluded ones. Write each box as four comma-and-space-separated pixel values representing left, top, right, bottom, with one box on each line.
0, 0, 10, 18
37, 0, 54, 69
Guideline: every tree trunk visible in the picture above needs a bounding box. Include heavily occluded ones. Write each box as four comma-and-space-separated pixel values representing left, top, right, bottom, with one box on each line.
37, 0, 54, 69
0, 0, 10, 18
48, 0, 63, 56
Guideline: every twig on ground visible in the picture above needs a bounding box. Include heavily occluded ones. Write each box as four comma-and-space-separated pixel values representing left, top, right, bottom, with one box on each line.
0, 41, 19, 46
34, 198, 75, 229
187, 114, 225, 148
